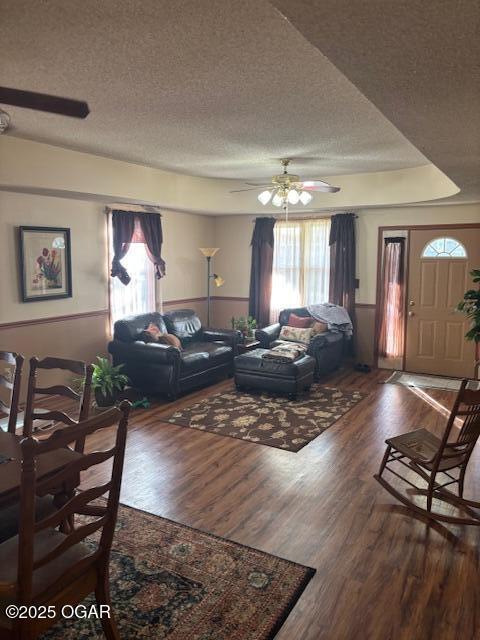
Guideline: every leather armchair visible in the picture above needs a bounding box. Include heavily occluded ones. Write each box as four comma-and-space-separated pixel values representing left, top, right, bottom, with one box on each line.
255, 307, 344, 378
108, 309, 240, 399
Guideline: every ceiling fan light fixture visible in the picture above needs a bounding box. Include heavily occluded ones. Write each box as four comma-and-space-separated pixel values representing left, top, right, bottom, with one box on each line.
287, 188, 300, 205
299, 190, 313, 205
272, 192, 284, 207
258, 190, 272, 205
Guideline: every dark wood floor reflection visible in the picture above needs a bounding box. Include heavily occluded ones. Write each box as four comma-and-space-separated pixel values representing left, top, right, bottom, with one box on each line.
80, 368, 479, 640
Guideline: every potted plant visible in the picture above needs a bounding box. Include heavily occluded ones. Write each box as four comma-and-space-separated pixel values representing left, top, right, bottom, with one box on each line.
457, 269, 480, 376
92, 356, 129, 407
231, 315, 257, 340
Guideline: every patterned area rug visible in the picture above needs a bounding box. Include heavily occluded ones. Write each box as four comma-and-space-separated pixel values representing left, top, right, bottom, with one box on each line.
43, 504, 314, 639
165, 385, 366, 452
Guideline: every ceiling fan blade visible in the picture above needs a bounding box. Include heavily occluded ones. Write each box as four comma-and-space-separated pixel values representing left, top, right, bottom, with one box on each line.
245, 182, 273, 187
302, 184, 341, 193
229, 186, 267, 193
0, 87, 90, 119
302, 179, 334, 188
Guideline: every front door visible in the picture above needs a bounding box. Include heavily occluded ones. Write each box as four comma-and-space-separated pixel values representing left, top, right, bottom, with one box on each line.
405, 228, 480, 378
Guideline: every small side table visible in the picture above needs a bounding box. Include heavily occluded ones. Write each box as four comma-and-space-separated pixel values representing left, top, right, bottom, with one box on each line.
237, 340, 261, 355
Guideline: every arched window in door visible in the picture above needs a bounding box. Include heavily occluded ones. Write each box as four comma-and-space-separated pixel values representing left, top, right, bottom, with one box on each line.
421, 237, 467, 258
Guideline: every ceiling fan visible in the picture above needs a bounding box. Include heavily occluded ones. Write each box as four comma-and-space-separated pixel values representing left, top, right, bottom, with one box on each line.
0, 86, 90, 133
230, 159, 340, 210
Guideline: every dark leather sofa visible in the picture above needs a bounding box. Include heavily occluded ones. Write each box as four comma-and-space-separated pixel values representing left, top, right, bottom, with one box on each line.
255, 307, 344, 378
108, 309, 241, 398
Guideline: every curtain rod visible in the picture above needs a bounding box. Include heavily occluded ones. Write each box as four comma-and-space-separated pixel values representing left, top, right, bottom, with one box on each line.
104, 205, 162, 214
252, 213, 358, 222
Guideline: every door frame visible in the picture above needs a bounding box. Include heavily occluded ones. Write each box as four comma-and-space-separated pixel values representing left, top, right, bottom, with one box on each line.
374, 223, 480, 370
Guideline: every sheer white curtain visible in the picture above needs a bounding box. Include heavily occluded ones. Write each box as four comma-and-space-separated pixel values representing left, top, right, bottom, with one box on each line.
303, 219, 330, 306
270, 218, 330, 322
108, 216, 157, 330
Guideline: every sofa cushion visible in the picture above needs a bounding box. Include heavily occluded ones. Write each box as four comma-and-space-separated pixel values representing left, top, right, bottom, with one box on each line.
279, 325, 313, 345
114, 312, 167, 343
181, 342, 231, 374
142, 322, 164, 342
164, 309, 202, 345
288, 313, 313, 328
278, 307, 311, 326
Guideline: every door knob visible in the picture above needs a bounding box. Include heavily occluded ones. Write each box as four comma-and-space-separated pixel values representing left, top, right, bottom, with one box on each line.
408, 311, 415, 317
409, 300, 415, 306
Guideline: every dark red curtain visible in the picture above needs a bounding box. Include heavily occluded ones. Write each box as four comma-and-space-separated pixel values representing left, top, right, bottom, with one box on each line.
111, 210, 165, 285
111, 211, 135, 285
329, 213, 356, 320
138, 212, 166, 279
249, 217, 276, 327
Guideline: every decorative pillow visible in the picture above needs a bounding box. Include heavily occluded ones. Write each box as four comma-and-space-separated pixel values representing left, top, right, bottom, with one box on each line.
141, 322, 163, 343
158, 333, 182, 349
288, 313, 313, 329
279, 325, 313, 345
311, 321, 328, 336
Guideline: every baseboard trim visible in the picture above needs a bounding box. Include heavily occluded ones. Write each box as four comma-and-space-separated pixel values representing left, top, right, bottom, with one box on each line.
0, 309, 108, 331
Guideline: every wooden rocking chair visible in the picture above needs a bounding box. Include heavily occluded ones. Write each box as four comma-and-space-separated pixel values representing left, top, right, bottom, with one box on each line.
374, 379, 480, 525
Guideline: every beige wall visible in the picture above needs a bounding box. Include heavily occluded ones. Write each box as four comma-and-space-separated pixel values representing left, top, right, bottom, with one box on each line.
161, 210, 215, 303
356, 203, 480, 304
213, 204, 480, 306
0, 192, 108, 324
0, 191, 217, 364
1, 133, 478, 372
212, 203, 480, 363
0, 136, 460, 215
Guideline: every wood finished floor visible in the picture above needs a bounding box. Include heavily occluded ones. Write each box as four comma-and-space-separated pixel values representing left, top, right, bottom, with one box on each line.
81, 368, 480, 640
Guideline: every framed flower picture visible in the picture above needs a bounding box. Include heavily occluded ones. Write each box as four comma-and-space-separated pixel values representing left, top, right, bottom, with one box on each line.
18, 226, 72, 302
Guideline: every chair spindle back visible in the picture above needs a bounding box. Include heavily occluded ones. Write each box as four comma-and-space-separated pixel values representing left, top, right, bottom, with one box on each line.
23, 356, 93, 450
0, 351, 24, 434
16, 401, 131, 605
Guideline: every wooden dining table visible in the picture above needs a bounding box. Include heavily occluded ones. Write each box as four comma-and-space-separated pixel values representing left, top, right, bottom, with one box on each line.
0, 431, 83, 509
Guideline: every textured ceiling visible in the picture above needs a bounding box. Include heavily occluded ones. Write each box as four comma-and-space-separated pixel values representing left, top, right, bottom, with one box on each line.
0, 0, 427, 181
270, 0, 480, 201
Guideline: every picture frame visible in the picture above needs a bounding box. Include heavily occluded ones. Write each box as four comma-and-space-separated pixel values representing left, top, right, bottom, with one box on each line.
18, 226, 72, 302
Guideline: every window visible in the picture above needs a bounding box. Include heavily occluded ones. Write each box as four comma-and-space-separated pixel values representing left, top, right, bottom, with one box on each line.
422, 237, 467, 258
109, 218, 157, 329
270, 218, 330, 321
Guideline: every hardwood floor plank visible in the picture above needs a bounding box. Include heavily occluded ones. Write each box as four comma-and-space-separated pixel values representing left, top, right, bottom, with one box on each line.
45, 368, 480, 638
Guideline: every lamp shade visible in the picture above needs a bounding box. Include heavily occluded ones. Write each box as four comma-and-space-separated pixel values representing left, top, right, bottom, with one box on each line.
213, 274, 225, 287
258, 190, 272, 205
272, 192, 284, 207
299, 191, 313, 205
287, 189, 300, 205
199, 247, 219, 258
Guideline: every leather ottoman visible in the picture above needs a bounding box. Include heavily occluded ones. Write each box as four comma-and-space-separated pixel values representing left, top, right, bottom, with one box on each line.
234, 349, 315, 399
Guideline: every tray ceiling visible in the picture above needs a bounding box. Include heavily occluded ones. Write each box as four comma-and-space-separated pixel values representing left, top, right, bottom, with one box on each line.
271, 0, 480, 201
0, 0, 427, 181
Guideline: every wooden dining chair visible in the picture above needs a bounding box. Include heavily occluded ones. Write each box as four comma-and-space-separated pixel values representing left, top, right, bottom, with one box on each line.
0, 401, 131, 640
375, 379, 480, 525
0, 351, 24, 434
24, 356, 94, 453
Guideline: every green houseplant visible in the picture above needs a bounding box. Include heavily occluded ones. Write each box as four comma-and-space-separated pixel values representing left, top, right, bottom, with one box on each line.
92, 356, 129, 407
231, 315, 257, 340
457, 269, 480, 343
457, 269, 480, 377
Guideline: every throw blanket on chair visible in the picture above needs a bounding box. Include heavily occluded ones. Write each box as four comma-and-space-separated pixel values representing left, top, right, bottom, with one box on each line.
262, 342, 307, 364
307, 303, 353, 337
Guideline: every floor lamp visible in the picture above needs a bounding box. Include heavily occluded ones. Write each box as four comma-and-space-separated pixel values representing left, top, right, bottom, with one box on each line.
199, 248, 225, 327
